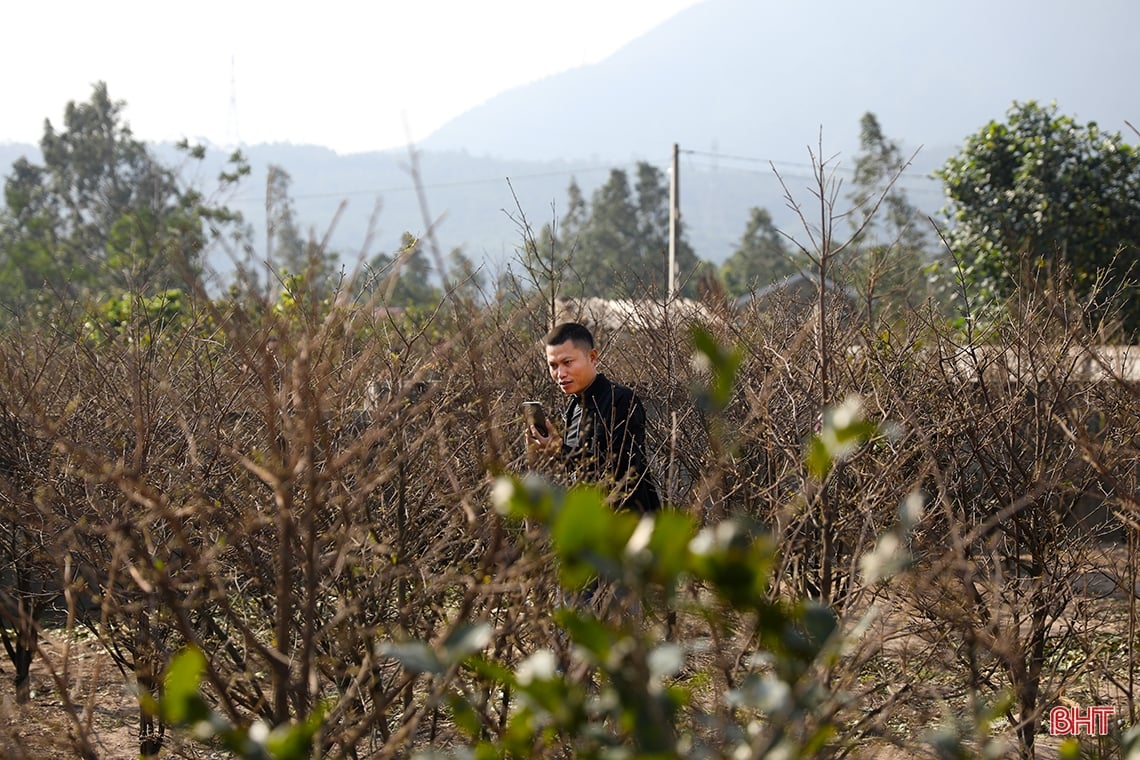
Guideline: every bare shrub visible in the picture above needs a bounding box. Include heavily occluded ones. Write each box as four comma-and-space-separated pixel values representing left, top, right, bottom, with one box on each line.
0, 155, 1137, 760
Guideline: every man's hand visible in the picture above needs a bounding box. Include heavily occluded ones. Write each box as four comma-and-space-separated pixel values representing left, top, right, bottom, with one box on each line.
526, 418, 559, 457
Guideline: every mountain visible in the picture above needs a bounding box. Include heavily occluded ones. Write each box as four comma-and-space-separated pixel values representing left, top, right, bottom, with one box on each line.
223, 0, 1140, 272
421, 0, 1138, 165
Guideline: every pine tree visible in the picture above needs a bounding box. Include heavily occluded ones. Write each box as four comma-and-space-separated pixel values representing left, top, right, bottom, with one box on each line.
265, 164, 339, 301
363, 233, 439, 308
721, 207, 800, 298
571, 163, 703, 298
846, 112, 932, 318
0, 82, 244, 308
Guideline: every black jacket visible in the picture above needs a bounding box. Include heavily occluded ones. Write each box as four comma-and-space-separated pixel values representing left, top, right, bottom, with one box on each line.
561, 373, 661, 513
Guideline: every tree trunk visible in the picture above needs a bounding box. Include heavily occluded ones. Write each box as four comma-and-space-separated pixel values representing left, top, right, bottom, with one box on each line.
13, 614, 36, 704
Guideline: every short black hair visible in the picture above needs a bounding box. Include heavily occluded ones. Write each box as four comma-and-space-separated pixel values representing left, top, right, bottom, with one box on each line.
544, 321, 594, 351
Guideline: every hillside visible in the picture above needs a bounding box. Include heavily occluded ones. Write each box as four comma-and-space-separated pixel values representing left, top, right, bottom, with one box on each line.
421, 0, 1138, 164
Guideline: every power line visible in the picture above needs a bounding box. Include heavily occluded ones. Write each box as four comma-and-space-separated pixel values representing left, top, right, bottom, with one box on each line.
679, 157, 942, 190
680, 147, 941, 183
227, 145, 938, 206
230, 163, 627, 203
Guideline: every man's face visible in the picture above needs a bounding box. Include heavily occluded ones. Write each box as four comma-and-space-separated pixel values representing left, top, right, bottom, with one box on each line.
545, 340, 598, 395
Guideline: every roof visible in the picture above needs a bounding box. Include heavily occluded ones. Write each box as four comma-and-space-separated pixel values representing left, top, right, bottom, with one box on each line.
554, 296, 721, 333
945, 344, 1140, 384
735, 272, 858, 310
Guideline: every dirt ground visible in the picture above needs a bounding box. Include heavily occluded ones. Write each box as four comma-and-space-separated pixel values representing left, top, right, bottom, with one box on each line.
0, 630, 131, 758
0, 629, 224, 760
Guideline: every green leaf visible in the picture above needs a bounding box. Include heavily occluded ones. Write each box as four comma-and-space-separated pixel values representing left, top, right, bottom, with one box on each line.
806, 435, 833, 479
161, 646, 211, 726
688, 521, 774, 610
448, 693, 483, 739
551, 486, 611, 552
551, 485, 637, 587
491, 474, 556, 521
264, 703, 325, 760
442, 622, 493, 665
689, 325, 743, 413
807, 395, 880, 479
463, 654, 515, 686
800, 601, 839, 656
474, 742, 501, 760
643, 509, 696, 586
377, 641, 444, 674
555, 608, 617, 662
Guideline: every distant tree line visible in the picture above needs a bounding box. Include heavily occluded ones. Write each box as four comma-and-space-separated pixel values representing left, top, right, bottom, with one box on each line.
0, 83, 246, 312
2, 84, 1140, 338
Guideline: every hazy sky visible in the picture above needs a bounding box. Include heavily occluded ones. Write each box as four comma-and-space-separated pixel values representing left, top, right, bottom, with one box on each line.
3, 0, 703, 155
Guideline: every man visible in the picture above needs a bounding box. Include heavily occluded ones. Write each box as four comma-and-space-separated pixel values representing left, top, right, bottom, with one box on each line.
528, 322, 661, 513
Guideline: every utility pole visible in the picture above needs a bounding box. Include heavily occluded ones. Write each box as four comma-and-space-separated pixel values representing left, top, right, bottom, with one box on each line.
668, 142, 679, 301
666, 143, 681, 509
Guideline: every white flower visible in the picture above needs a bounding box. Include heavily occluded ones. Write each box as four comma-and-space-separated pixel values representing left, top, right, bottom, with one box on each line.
625, 515, 655, 556
860, 533, 904, 585
490, 477, 515, 515
516, 650, 557, 685
829, 394, 864, 430
900, 491, 925, 531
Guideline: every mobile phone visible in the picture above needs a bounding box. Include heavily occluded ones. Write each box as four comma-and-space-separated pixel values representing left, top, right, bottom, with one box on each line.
522, 401, 548, 433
